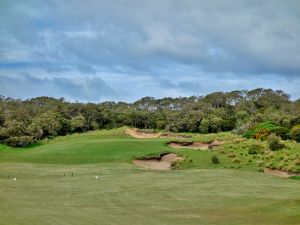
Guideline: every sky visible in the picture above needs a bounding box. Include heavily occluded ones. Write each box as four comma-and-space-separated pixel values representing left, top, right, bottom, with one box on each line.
0, 0, 300, 102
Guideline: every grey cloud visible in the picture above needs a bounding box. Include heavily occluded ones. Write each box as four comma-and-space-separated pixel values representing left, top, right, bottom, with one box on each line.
0, 70, 300, 102
1, 0, 300, 75
0, 73, 118, 102
0, 0, 300, 101
174, 74, 300, 100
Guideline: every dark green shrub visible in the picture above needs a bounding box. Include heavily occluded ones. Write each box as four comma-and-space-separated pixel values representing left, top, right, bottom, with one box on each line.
228, 153, 236, 158
291, 125, 300, 142
170, 161, 178, 168
211, 155, 220, 164
294, 159, 300, 165
218, 149, 225, 154
243, 121, 289, 140
268, 134, 284, 151
293, 167, 300, 173
232, 124, 250, 135
232, 158, 241, 163
254, 128, 271, 140
256, 160, 264, 167
274, 127, 290, 140
248, 144, 263, 155
5, 136, 35, 147
287, 165, 296, 172
257, 167, 264, 172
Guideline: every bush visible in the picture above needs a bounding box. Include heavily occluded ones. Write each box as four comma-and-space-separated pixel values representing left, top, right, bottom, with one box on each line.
294, 159, 300, 165
286, 165, 296, 173
228, 153, 236, 158
199, 118, 209, 134
254, 128, 271, 140
232, 124, 249, 135
218, 149, 225, 154
274, 127, 290, 140
5, 136, 35, 147
170, 161, 178, 168
232, 158, 241, 163
211, 155, 220, 164
257, 167, 264, 172
243, 121, 289, 140
256, 160, 264, 167
291, 125, 300, 142
248, 144, 263, 155
268, 134, 284, 151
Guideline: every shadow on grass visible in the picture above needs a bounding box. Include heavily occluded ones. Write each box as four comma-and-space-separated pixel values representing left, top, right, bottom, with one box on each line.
289, 176, 300, 180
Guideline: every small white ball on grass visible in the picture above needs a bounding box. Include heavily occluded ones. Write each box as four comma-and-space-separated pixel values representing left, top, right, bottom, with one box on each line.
13, 178, 16, 181
95, 176, 98, 179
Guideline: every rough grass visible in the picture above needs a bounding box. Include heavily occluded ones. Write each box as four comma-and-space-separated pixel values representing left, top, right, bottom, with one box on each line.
1, 127, 300, 225
219, 137, 300, 173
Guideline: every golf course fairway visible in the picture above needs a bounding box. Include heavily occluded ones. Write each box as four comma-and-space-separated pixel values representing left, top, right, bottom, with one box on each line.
0, 128, 299, 225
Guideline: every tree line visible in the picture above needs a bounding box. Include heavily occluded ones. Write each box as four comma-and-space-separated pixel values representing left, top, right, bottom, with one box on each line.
0, 88, 300, 147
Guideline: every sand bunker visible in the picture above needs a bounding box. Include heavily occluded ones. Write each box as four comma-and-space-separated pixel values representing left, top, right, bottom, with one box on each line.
125, 128, 161, 138
167, 140, 224, 150
133, 153, 183, 170
264, 168, 300, 178
125, 128, 191, 139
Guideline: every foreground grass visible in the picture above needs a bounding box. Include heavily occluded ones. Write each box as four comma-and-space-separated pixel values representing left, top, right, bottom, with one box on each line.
1, 163, 300, 225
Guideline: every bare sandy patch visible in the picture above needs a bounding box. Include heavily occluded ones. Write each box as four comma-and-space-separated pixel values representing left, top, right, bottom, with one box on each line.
125, 128, 161, 138
263, 168, 300, 178
167, 140, 224, 150
125, 128, 191, 139
133, 153, 183, 170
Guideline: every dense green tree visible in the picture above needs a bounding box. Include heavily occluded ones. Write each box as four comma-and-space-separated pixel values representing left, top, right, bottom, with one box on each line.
291, 125, 300, 142
0, 120, 27, 139
0, 88, 299, 147
210, 116, 223, 133
28, 123, 43, 139
199, 118, 210, 134
32, 111, 63, 137
70, 116, 86, 132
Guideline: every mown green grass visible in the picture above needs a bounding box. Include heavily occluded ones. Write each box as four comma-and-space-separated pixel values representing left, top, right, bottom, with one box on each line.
1, 127, 300, 225
0, 128, 232, 168
0, 128, 168, 164
1, 163, 300, 225
290, 176, 300, 180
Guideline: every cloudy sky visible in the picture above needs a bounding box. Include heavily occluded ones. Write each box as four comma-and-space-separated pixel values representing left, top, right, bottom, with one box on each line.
0, 0, 300, 102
